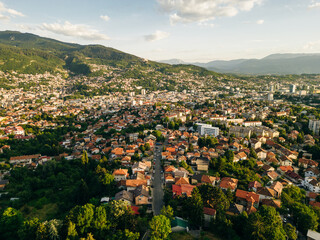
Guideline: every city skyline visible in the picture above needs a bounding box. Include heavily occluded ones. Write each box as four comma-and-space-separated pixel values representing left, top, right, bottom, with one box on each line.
0, 0, 320, 62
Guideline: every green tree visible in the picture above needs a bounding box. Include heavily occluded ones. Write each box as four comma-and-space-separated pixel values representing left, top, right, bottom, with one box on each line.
245, 206, 286, 240
198, 185, 230, 211
81, 150, 89, 165
149, 215, 172, 240
284, 223, 297, 240
66, 221, 78, 240
18, 218, 41, 240
160, 205, 174, 220
0, 207, 24, 240
189, 187, 203, 227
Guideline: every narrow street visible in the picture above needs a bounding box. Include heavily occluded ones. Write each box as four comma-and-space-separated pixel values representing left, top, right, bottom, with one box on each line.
152, 144, 164, 215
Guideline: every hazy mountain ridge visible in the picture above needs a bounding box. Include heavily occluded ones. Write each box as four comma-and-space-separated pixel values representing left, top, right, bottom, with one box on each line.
161, 53, 320, 74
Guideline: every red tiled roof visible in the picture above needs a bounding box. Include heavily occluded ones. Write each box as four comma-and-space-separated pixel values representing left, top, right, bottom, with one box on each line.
203, 207, 216, 216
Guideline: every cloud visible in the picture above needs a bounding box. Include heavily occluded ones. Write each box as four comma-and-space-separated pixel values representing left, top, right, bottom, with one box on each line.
145, 30, 170, 42
41, 21, 110, 40
157, 0, 262, 24
0, 13, 9, 20
308, 1, 320, 9
256, 19, 264, 24
303, 40, 320, 50
100, 15, 110, 22
0, 2, 25, 19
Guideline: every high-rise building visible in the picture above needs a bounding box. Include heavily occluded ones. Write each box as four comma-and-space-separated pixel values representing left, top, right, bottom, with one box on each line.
197, 123, 220, 136
267, 93, 274, 101
290, 84, 296, 93
309, 120, 320, 135
270, 85, 274, 92
141, 89, 146, 95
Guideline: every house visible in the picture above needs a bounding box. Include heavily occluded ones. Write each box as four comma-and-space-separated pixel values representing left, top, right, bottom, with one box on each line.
226, 203, 244, 216
125, 179, 148, 191
257, 187, 276, 201
9, 154, 41, 165
299, 158, 318, 169
248, 181, 262, 192
236, 189, 260, 209
278, 166, 294, 175
175, 177, 190, 185
133, 186, 150, 205
256, 148, 267, 160
305, 168, 320, 178
270, 181, 283, 198
234, 152, 247, 162
196, 158, 209, 172
250, 139, 261, 149
267, 171, 279, 180
307, 192, 319, 202
279, 155, 292, 166
220, 177, 238, 192
307, 230, 320, 240
172, 184, 196, 197
261, 199, 281, 208
303, 177, 320, 193
201, 175, 220, 186
203, 207, 216, 226
132, 162, 148, 174
113, 169, 128, 181
285, 171, 303, 184
171, 217, 189, 232
111, 148, 124, 158
115, 190, 133, 205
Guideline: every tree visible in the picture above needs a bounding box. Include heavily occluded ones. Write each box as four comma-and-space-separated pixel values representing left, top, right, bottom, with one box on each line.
225, 150, 234, 162
66, 221, 78, 240
81, 150, 89, 165
249, 148, 258, 159
245, 206, 286, 240
160, 205, 174, 220
66, 204, 95, 236
0, 207, 24, 240
284, 223, 297, 240
188, 187, 203, 227
18, 218, 41, 240
149, 215, 172, 240
96, 165, 114, 186
92, 206, 111, 238
198, 185, 230, 211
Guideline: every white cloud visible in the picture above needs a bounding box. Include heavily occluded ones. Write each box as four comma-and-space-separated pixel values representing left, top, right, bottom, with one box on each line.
308, 1, 320, 9
157, 0, 262, 24
145, 30, 170, 42
198, 22, 215, 28
0, 2, 25, 18
256, 19, 264, 24
100, 15, 110, 22
303, 40, 320, 50
0, 13, 9, 20
41, 21, 110, 40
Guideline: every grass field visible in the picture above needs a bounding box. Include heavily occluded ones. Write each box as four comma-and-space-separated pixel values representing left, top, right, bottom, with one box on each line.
20, 203, 59, 221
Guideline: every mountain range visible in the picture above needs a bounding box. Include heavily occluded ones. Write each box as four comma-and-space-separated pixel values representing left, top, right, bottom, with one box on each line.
161, 53, 320, 75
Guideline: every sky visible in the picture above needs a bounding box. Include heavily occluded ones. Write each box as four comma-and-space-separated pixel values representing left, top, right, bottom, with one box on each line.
0, 0, 320, 62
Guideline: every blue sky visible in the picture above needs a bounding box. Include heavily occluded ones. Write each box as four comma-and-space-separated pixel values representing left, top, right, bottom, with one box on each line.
0, 0, 320, 62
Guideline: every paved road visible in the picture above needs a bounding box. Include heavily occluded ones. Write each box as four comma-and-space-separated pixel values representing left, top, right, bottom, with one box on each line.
152, 145, 164, 215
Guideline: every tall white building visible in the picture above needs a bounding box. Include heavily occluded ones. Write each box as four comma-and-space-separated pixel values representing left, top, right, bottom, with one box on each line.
141, 89, 146, 95
197, 123, 220, 137
267, 93, 274, 101
309, 120, 320, 135
290, 84, 296, 93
